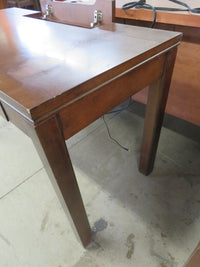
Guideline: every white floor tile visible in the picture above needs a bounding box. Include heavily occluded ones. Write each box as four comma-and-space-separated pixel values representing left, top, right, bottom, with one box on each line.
0, 169, 85, 267
1, 106, 200, 267
0, 118, 43, 197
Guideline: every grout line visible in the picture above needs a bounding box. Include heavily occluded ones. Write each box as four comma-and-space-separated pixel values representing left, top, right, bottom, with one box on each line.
159, 151, 199, 177
0, 167, 44, 200
159, 151, 189, 171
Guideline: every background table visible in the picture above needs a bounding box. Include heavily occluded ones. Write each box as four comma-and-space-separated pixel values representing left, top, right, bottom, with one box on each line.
116, 0, 200, 126
0, 8, 181, 246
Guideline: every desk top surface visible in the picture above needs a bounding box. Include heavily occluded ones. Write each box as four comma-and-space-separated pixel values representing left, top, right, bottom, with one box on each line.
0, 8, 181, 121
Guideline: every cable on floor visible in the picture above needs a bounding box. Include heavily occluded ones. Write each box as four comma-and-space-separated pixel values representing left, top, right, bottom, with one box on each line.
102, 98, 134, 151
107, 97, 133, 114
102, 115, 129, 151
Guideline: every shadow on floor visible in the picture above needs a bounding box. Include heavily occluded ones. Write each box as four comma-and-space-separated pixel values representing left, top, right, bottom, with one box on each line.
129, 101, 200, 144
69, 102, 200, 251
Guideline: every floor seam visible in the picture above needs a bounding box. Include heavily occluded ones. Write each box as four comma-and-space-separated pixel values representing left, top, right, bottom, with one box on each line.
159, 151, 191, 172
0, 167, 44, 200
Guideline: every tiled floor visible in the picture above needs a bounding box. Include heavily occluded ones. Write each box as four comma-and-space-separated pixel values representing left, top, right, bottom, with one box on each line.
0, 101, 200, 267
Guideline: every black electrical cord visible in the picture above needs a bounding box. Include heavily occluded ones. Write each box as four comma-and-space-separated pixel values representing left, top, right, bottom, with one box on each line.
122, 0, 156, 28
102, 98, 133, 152
107, 97, 132, 114
122, 0, 200, 28
168, 0, 200, 14
102, 115, 129, 151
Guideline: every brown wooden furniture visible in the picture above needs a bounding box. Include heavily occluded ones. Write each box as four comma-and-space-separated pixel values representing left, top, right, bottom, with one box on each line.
115, 0, 200, 126
185, 242, 200, 267
5, 0, 39, 10
0, 8, 181, 247
38, 0, 114, 28
0, 0, 6, 8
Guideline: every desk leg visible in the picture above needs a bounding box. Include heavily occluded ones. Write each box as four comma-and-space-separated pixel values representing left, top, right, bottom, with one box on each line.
32, 115, 91, 247
139, 47, 177, 175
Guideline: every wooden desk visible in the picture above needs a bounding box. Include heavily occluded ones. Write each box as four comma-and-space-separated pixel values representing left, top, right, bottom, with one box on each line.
0, 8, 181, 247
115, 0, 200, 126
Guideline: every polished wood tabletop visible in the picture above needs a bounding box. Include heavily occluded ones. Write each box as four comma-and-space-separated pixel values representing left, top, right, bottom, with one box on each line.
0, 8, 182, 247
0, 8, 180, 122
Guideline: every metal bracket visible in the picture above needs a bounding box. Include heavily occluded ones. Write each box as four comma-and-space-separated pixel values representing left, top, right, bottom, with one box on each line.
42, 4, 53, 19
90, 10, 103, 28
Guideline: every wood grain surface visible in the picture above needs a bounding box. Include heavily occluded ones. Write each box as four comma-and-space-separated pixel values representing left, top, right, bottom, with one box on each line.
33, 115, 92, 247
0, 0, 6, 8
0, 8, 182, 246
0, 8, 181, 123
38, 0, 114, 28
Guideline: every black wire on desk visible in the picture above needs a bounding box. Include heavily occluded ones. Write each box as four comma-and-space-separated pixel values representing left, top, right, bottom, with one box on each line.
122, 0, 200, 28
122, 0, 156, 28
168, 0, 200, 14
